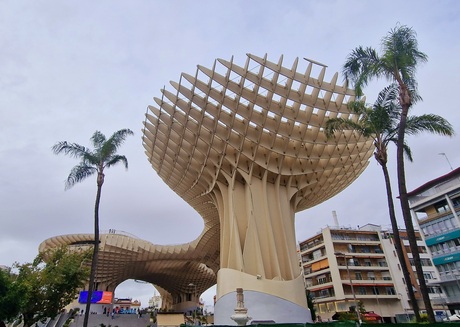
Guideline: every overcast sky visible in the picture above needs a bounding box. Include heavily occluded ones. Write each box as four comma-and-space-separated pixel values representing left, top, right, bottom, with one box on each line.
1, 0, 459, 309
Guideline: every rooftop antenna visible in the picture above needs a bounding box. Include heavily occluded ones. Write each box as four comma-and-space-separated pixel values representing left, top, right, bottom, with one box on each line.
439, 153, 453, 171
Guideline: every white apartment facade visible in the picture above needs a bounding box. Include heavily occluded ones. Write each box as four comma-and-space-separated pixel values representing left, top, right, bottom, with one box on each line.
408, 167, 460, 314
299, 225, 442, 322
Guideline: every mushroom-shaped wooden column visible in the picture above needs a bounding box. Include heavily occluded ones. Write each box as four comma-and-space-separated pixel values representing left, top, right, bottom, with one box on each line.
143, 54, 373, 324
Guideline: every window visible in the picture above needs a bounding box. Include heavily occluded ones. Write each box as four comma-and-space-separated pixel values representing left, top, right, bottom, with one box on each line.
374, 247, 383, 253
386, 287, 396, 295
358, 287, 366, 295
435, 202, 449, 213
313, 249, 322, 260
372, 287, 379, 295
423, 272, 432, 280
422, 227, 428, 236
452, 197, 460, 207
355, 272, 363, 280
422, 259, 433, 266
319, 289, 332, 298
317, 276, 328, 284
427, 225, 434, 235
427, 287, 438, 294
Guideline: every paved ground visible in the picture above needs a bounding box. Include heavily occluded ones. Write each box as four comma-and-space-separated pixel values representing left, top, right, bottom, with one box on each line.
69, 314, 152, 327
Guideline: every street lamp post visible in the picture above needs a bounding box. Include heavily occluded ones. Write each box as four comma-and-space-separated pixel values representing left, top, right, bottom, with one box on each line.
373, 279, 383, 322
335, 252, 362, 324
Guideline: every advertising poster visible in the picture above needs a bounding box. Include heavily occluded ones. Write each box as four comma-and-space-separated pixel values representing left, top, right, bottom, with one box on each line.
78, 291, 113, 304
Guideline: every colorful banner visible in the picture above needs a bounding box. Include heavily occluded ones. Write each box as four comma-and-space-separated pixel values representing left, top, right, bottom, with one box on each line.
78, 291, 113, 304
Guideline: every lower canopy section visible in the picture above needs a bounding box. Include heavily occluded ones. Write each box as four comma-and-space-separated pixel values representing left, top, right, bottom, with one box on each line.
214, 269, 312, 325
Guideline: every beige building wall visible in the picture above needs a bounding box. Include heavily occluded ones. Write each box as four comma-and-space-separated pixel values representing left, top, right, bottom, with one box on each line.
300, 226, 406, 322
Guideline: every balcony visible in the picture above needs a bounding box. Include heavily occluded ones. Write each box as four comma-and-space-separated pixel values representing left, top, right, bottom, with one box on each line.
309, 277, 333, 287
438, 273, 460, 284
334, 249, 385, 257
418, 205, 460, 225
337, 279, 394, 287
431, 295, 460, 304
337, 262, 389, 270
430, 245, 460, 258
299, 237, 324, 252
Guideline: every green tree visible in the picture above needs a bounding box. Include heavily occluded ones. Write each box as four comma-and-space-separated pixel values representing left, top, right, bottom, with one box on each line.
3, 247, 89, 327
306, 290, 316, 322
325, 84, 454, 321
0, 267, 24, 327
342, 24, 454, 323
52, 128, 133, 327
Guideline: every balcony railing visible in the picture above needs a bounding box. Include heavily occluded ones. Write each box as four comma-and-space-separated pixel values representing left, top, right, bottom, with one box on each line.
336, 278, 393, 284
418, 204, 460, 225
431, 295, 460, 304
338, 262, 388, 267
299, 239, 324, 252
438, 273, 460, 283
431, 245, 460, 258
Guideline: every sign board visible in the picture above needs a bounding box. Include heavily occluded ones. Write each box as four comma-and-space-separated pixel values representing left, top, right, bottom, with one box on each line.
78, 291, 113, 304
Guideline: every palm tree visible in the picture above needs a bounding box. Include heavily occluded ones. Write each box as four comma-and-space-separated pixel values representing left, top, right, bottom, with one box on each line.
52, 129, 133, 327
326, 84, 454, 321
342, 25, 454, 323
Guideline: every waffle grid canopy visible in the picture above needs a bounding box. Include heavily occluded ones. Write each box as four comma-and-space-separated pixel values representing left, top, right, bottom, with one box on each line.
143, 54, 373, 216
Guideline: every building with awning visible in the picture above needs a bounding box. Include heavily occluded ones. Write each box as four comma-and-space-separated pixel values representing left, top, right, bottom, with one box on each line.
299, 224, 436, 323
408, 167, 460, 312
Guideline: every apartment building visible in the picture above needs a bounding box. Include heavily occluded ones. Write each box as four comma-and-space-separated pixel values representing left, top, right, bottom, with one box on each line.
408, 167, 460, 313
299, 225, 439, 322
300, 226, 401, 322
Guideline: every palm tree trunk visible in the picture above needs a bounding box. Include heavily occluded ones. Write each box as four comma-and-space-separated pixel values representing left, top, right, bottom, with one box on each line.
396, 95, 435, 323
83, 181, 102, 327
380, 163, 420, 320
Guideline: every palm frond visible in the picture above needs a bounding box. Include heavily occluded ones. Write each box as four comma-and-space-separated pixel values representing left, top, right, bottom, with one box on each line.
376, 84, 399, 109
90, 131, 106, 149
52, 142, 90, 159
101, 129, 134, 158
347, 100, 368, 115
388, 137, 413, 162
405, 114, 455, 136
65, 164, 97, 190
324, 118, 366, 138
82, 151, 100, 166
53, 128, 133, 190
381, 25, 428, 90
343, 46, 381, 96
104, 155, 129, 169
402, 142, 414, 162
